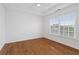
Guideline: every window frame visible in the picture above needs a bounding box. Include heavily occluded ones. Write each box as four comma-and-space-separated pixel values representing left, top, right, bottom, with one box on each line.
49, 12, 76, 39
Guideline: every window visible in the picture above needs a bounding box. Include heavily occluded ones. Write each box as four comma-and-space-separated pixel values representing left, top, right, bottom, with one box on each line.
50, 13, 76, 38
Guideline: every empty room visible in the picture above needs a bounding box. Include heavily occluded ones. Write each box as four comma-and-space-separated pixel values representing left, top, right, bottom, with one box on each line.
0, 3, 79, 55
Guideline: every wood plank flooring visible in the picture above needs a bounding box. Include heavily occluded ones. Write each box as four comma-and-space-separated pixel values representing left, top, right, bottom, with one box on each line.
0, 38, 79, 55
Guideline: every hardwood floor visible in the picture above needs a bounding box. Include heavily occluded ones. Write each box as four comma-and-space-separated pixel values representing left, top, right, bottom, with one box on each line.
0, 38, 79, 55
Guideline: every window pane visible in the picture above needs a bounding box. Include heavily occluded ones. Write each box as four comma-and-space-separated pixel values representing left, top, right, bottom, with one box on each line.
69, 26, 74, 32
69, 32, 74, 37
63, 26, 68, 36
53, 24, 59, 28
60, 26, 64, 35
51, 25, 59, 34
64, 31, 68, 36
51, 25, 54, 33
50, 17, 59, 34
50, 13, 75, 38
64, 26, 68, 32
59, 13, 75, 38
60, 30, 64, 35
60, 26, 64, 30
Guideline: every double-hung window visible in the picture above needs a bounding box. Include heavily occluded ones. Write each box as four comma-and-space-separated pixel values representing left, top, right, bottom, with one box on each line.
50, 13, 76, 38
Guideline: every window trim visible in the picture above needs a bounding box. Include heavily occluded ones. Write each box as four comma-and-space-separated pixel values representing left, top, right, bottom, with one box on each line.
49, 12, 76, 39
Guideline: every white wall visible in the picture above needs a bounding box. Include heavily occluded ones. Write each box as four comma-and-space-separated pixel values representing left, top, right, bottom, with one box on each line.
0, 4, 5, 48
6, 9, 43, 43
1, 3, 79, 50
43, 4, 79, 49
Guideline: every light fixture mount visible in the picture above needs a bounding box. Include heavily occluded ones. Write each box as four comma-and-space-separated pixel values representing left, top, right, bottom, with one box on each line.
36, 4, 41, 7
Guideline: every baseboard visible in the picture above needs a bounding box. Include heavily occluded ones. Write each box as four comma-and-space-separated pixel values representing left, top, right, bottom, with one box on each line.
0, 43, 5, 53
45, 37, 79, 51
6, 37, 78, 49
0, 37, 79, 55
4, 37, 79, 51
6, 37, 45, 44
6, 37, 79, 50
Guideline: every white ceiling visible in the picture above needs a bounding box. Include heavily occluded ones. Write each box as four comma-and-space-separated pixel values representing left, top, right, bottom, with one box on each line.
3, 3, 72, 16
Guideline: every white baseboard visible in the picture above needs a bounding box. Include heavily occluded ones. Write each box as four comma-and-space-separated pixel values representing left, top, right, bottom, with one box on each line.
0, 43, 5, 51
45, 35, 79, 50
6, 37, 44, 44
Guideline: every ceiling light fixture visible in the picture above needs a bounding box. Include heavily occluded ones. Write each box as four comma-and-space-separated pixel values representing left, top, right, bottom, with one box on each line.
36, 4, 41, 7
